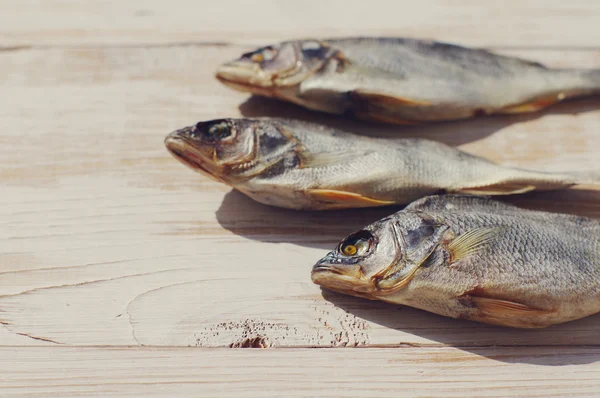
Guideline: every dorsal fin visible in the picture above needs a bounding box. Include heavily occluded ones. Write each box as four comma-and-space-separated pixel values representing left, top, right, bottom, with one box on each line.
404, 194, 518, 213
456, 182, 537, 195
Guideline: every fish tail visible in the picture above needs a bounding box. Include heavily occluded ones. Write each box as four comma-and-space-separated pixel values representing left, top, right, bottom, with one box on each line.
456, 168, 600, 196
553, 68, 600, 96
497, 69, 600, 115
578, 69, 600, 93
559, 170, 600, 186
512, 169, 600, 191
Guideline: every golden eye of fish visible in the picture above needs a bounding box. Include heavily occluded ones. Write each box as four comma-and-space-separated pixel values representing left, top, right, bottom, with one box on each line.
339, 231, 373, 257
251, 53, 264, 62
342, 244, 357, 256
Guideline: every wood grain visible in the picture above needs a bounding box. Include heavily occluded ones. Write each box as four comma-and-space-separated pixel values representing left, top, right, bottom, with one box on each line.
2, 0, 600, 48
2, 1, 600, 395
2, 43, 600, 348
2, 346, 600, 397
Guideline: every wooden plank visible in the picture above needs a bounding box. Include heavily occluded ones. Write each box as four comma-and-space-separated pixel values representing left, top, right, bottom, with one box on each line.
1, 45, 600, 348
2, 0, 600, 48
2, 346, 600, 397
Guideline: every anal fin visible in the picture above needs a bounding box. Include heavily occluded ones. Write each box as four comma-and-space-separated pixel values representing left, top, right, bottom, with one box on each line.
307, 189, 395, 209
353, 111, 420, 125
349, 90, 431, 125
498, 93, 565, 115
465, 296, 555, 329
456, 182, 537, 195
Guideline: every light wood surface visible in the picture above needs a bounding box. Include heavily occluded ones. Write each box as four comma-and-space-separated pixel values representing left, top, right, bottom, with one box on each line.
2, 1, 600, 396
2, 346, 600, 397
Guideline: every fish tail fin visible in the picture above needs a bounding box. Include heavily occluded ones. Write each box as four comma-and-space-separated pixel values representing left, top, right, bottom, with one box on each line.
579, 69, 600, 92
497, 68, 600, 115
552, 68, 600, 96
559, 169, 600, 187
456, 169, 600, 196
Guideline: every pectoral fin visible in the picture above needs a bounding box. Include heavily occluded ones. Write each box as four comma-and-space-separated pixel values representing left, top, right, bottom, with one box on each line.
353, 111, 419, 125
465, 296, 555, 328
456, 182, 537, 195
300, 151, 372, 168
307, 189, 395, 208
447, 227, 501, 263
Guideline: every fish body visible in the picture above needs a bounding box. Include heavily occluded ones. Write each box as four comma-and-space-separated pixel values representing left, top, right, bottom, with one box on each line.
164, 118, 598, 210
311, 195, 600, 328
216, 37, 600, 123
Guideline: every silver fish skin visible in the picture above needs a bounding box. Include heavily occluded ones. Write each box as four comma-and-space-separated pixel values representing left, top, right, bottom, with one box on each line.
216, 37, 600, 124
164, 118, 598, 210
311, 195, 600, 328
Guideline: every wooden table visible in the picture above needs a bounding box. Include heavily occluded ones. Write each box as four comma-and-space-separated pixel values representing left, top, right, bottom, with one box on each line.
2, 1, 600, 396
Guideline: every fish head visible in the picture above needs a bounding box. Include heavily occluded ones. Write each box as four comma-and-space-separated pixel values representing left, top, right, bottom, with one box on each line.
311, 212, 449, 298
216, 40, 337, 94
164, 118, 296, 184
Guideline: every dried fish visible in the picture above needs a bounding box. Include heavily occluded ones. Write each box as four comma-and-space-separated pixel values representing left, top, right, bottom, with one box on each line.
312, 195, 600, 328
164, 118, 598, 210
217, 38, 600, 123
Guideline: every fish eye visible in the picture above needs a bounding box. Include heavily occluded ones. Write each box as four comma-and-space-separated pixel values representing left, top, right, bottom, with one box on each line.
208, 123, 232, 139
342, 244, 357, 256
300, 41, 328, 60
248, 46, 277, 63
339, 230, 374, 257
301, 41, 322, 51
261, 47, 277, 61
194, 121, 233, 141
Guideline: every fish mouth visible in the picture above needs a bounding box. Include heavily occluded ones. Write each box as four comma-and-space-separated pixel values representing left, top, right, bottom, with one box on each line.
311, 264, 342, 274
215, 62, 276, 97
164, 134, 224, 182
311, 261, 377, 295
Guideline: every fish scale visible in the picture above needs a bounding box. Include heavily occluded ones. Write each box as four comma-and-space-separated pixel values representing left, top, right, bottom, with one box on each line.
311, 195, 600, 328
